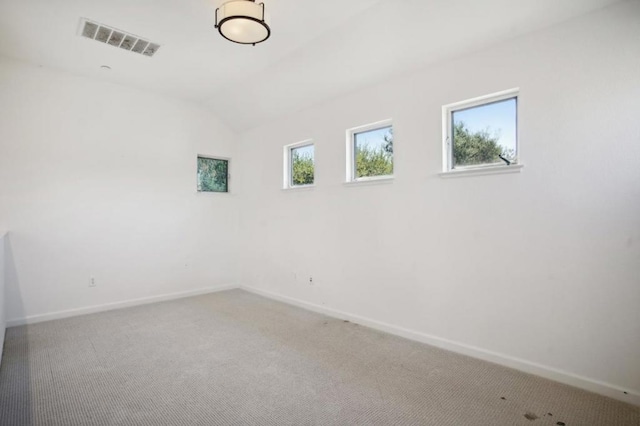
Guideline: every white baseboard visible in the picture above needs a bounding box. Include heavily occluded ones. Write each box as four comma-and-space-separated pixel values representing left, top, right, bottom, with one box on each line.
241, 285, 640, 406
6, 284, 239, 327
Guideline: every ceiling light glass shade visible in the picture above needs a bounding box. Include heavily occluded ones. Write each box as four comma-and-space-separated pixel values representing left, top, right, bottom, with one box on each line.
215, 0, 271, 45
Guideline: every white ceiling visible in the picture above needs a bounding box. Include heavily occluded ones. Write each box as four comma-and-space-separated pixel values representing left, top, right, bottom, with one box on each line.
0, 0, 622, 131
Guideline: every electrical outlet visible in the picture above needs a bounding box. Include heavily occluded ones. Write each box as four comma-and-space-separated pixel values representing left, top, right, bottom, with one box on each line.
89, 277, 96, 287
309, 276, 313, 285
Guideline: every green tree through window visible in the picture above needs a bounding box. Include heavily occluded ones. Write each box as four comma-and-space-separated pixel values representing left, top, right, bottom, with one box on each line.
197, 157, 228, 192
355, 126, 393, 178
291, 147, 314, 186
449, 95, 517, 169
452, 122, 515, 167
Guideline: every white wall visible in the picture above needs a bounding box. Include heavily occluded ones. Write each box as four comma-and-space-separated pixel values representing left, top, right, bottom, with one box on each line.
0, 58, 238, 324
236, 1, 640, 402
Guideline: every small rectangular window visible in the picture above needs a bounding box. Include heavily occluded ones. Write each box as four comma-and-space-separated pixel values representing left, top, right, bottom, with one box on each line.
197, 156, 229, 193
283, 141, 314, 188
443, 89, 518, 172
346, 120, 393, 182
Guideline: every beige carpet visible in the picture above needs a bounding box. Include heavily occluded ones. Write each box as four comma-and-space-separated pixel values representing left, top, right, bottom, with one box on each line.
0, 289, 638, 425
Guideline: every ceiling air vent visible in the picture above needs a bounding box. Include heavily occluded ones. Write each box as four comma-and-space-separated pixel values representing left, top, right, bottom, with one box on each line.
78, 18, 160, 57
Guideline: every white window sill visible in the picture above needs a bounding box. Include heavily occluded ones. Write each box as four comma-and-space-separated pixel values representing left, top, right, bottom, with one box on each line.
282, 185, 315, 191
343, 176, 394, 186
439, 164, 523, 178
196, 191, 231, 195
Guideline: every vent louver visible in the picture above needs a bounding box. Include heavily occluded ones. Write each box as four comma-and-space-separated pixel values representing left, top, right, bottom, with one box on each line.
78, 18, 160, 57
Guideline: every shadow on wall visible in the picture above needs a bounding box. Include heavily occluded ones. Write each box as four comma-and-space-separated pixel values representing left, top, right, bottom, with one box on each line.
0, 234, 32, 425
4, 233, 26, 324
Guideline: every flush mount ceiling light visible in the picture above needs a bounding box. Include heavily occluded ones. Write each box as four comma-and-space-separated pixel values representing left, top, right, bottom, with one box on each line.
215, 0, 270, 45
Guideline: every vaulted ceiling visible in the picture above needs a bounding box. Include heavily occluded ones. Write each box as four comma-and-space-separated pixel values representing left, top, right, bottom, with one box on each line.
0, 0, 623, 131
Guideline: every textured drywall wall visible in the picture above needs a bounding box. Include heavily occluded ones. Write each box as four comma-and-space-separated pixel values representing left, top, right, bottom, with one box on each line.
0, 59, 238, 322
235, 1, 640, 400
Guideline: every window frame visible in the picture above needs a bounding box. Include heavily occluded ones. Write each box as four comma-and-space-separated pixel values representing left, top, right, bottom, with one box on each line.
283, 139, 315, 189
442, 88, 519, 174
346, 119, 394, 183
196, 155, 231, 193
